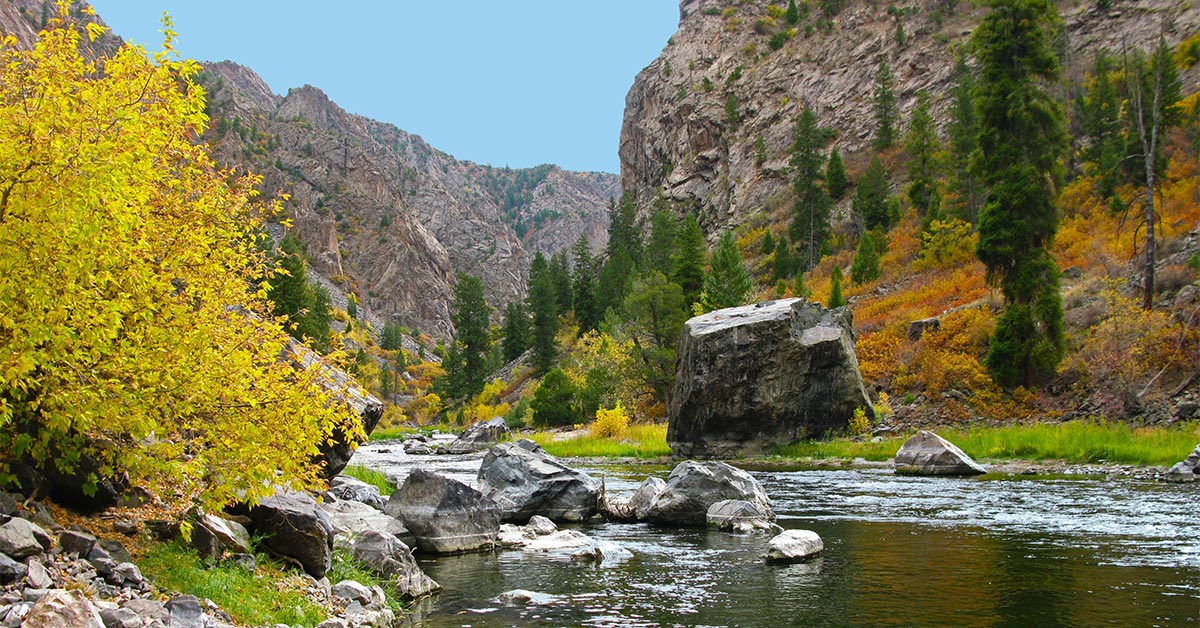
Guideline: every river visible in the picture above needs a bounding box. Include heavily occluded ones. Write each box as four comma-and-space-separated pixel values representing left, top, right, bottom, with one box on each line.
350, 442, 1199, 626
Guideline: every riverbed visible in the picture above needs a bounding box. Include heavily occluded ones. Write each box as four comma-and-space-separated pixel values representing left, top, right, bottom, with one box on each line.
351, 442, 1199, 626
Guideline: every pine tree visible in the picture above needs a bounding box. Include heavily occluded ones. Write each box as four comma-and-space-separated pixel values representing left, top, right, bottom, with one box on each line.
853, 155, 896, 231
973, 0, 1068, 388
269, 236, 312, 334
760, 230, 776, 256
571, 235, 599, 332
646, 207, 679, 276
446, 273, 491, 398
623, 272, 688, 408
789, 107, 832, 270
671, 214, 707, 308
380, 320, 405, 351
828, 266, 846, 308
773, 235, 797, 280
606, 193, 644, 268
527, 257, 559, 375
298, 284, 333, 351
826, 148, 848, 200
549, 251, 573, 316
947, 55, 982, 223
531, 368, 579, 427
345, 293, 358, 319
700, 231, 753, 312
786, 0, 801, 25
1078, 52, 1123, 198
905, 90, 943, 225
501, 301, 530, 362
873, 60, 899, 150
596, 247, 635, 316
850, 231, 883, 285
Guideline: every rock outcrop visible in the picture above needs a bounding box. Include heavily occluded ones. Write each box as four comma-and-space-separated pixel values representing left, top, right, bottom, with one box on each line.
669, 299, 872, 458
477, 440, 600, 523
893, 431, 987, 476
388, 469, 501, 554
619, 0, 1200, 234
644, 460, 773, 526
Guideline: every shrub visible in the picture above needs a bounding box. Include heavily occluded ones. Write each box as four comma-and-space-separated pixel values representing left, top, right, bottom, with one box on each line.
914, 218, 978, 271
531, 369, 579, 427
847, 407, 871, 436
591, 403, 630, 439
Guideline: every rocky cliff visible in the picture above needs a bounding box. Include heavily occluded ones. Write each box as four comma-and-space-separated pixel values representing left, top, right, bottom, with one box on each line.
619, 0, 1200, 235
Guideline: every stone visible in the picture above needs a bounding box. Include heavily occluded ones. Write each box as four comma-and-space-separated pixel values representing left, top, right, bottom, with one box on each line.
1175, 401, 1199, 420
58, 530, 96, 558
24, 558, 51, 589
229, 488, 333, 579
570, 540, 634, 565
222, 553, 256, 571
0, 493, 16, 517
111, 563, 143, 587
315, 619, 350, 628
894, 431, 987, 476
96, 540, 131, 565
87, 546, 115, 577
403, 440, 433, 455
1164, 461, 1197, 483
281, 339, 384, 479
195, 514, 252, 555
907, 317, 941, 341
446, 417, 511, 454
321, 497, 410, 549
497, 589, 558, 606
477, 440, 600, 523
350, 531, 440, 599
706, 499, 775, 534
119, 599, 167, 625
0, 553, 26, 583
645, 461, 774, 526
22, 589, 104, 628
390, 469, 500, 554
1, 601, 33, 627
97, 607, 141, 628
764, 529, 824, 564
0, 519, 48, 559
331, 579, 373, 605
668, 299, 873, 458
630, 477, 667, 522
525, 515, 556, 537
328, 476, 386, 510
165, 595, 202, 628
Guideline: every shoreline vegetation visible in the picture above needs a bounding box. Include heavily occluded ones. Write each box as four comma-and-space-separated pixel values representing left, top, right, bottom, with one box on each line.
368, 420, 1197, 469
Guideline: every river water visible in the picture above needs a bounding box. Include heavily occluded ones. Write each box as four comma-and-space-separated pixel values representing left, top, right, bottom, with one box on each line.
351, 443, 1199, 627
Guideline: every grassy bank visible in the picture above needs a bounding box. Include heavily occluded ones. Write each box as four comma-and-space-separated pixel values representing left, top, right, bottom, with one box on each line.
342, 464, 396, 495
530, 423, 671, 459
775, 420, 1199, 467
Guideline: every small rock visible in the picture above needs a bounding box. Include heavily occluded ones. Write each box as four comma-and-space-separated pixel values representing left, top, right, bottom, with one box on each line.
907, 316, 941, 341
119, 599, 166, 624
1, 601, 33, 627
764, 529, 824, 564
110, 521, 139, 537
496, 589, 557, 606
165, 595, 203, 628
525, 515, 556, 537
894, 430, 987, 476
328, 476, 386, 510
330, 580, 372, 605
0, 494, 16, 517
706, 499, 775, 533
315, 619, 349, 628
402, 440, 432, 455
195, 514, 252, 555
0, 554, 26, 583
112, 563, 143, 587
1164, 462, 1197, 483
58, 530, 96, 558
0, 519, 48, 559
222, 553, 256, 571
97, 607, 141, 628
24, 558, 52, 589
629, 477, 666, 522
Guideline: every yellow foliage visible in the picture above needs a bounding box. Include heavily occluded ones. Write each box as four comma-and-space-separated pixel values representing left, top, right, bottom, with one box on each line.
0, 16, 359, 510
847, 407, 870, 436
914, 219, 978, 271
405, 393, 443, 426
459, 379, 510, 426
591, 403, 630, 439
561, 331, 642, 414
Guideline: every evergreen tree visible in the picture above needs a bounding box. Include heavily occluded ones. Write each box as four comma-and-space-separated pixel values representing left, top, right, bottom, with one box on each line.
501, 301, 530, 362
571, 234, 599, 332
826, 148, 848, 200
700, 231, 753, 312
760, 230, 776, 256
850, 231, 883, 285
1078, 52, 1123, 198
789, 107, 832, 270
345, 293, 358, 319
905, 90, 943, 224
828, 266, 846, 308
671, 214, 707, 308
853, 155, 896, 231
528, 260, 559, 375
596, 247, 635, 316
646, 207, 679, 276
606, 193, 644, 268
785, 0, 801, 25
531, 368, 579, 427
973, 0, 1068, 388
622, 272, 688, 408
773, 234, 798, 280
873, 60, 899, 150
446, 272, 491, 398
549, 251, 573, 316
269, 235, 312, 334
380, 320, 405, 351
947, 55, 982, 223
297, 284, 333, 351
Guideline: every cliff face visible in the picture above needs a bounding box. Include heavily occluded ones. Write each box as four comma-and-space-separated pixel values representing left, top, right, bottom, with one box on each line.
619, 0, 1200, 236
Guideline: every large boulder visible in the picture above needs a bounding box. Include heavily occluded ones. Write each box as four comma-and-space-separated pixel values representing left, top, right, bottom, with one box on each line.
0, 518, 50, 559
350, 531, 441, 599
668, 299, 873, 458
644, 461, 773, 526
229, 488, 333, 578
477, 440, 600, 523
322, 498, 410, 549
763, 529, 824, 563
894, 431, 987, 476
706, 499, 777, 534
446, 417, 511, 454
329, 475, 387, 510
1164, 443, 1200, 483
282, 339, 384, 479
388, 469, 500, 554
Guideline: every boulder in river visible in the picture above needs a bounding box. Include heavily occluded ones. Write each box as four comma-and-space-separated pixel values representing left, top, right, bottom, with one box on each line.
350, 531, 441, 599
477, 440, 599, 523
1164, 443, 1199, 483
389, 469, 501, 554
645, 461, 774, 526
322, 497, 411, 549
446, 417, 511, 454
893, 431, 986, 476
706, 499, 777, 534
328, 475, 387, 510
668, 299, 873, 458
764, 529, 824, 563
229, 488, 333, 579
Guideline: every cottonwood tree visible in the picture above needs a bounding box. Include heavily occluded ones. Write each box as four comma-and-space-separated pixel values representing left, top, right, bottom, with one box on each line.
0, 15, 358, 510
973, 0, 1068, 388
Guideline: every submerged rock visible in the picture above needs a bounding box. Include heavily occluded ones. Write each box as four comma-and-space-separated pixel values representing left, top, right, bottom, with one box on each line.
446, 417, 511, 454
764, 529, 824, 564
669, 299, 873, 458
894, 431, 986, 476
478, 440, 599, 523
645, 461, 773, 526
390, 469, 501, 554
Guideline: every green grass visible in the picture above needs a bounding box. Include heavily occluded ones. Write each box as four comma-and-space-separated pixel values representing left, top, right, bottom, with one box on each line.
327, 550, 402, 613
774, 420, 1200, 467
138, 540, 326, 626
531, 423, 671, 459
367, 425, 425, 441
341, 464, 396, 496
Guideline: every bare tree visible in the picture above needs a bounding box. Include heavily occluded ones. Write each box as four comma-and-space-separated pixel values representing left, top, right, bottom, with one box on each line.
1123, 31, 1169, 310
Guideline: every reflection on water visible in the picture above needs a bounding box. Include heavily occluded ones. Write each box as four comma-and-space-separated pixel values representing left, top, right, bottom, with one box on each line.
353, 445, 1200, 627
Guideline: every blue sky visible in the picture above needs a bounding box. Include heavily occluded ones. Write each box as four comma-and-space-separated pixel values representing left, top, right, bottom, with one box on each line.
88, 2, 679, 174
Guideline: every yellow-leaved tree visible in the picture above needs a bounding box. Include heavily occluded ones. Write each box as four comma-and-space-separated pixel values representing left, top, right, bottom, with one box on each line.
0, 10, 359, 511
